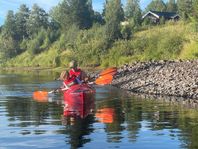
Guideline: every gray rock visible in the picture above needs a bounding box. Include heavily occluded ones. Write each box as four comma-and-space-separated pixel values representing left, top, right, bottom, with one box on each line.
112, 60, 198, 99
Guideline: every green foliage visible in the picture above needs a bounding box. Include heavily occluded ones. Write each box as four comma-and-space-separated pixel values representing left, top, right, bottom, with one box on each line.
121, 24, 132, 39
125, 0, 142, 27
3, 10, 17, 40
160, 16, 166, 24
0, 35, 19, 59
193, 0, 198, 29
177, 0, 193, 20
26, 4, 49, 37
1, 1, 198, 69
139, 24, 185, 61
53, 25, 79, 51
50, 0, 93, 30
72, 25, 108, 66
104, 0, 124, 42
101, 40, 134, 66
15, 4, 30, 40
92, 12, 104, 24
179, 41, 198, 59
27, 28, 50, 55
166, 0, 177, 12
145, 0, 167, 12
101, 22, 188, 67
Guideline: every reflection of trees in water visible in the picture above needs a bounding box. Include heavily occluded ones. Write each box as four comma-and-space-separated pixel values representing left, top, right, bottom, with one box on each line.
3, 74, 198, 148
0, 70, 58, 85
5, 97, 62, 128
63, 115, 95, 149
96, 87, 198, 148
125, 97, 198, 149
122, 97, 142, 142
96, 94, 125, 143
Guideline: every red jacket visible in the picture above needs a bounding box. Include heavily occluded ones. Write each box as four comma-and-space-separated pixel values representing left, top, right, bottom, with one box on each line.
69, 68, 82, 77
63, 76, 77, 87
69, 68, 82, 83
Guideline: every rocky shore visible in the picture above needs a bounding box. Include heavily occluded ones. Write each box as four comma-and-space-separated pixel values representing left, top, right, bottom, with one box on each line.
112, 60, 198, 99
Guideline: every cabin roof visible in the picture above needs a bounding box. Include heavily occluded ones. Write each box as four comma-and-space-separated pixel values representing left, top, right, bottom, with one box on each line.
142, 10, 179, 19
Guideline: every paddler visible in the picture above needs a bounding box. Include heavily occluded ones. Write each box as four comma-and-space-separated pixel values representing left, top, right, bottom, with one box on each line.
57, 70, 77, 92
68, 60, 89, 84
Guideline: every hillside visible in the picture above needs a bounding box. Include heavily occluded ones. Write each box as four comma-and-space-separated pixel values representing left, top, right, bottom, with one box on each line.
2, 21, 198, 68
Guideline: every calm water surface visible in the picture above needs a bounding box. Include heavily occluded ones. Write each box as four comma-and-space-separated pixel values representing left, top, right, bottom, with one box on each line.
0, 70, 198, 149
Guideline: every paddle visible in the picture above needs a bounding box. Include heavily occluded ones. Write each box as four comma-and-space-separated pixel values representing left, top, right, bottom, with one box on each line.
99, 67, 117, 76
33, 90, 49, 102
33, 67, 117, 100
94, 74, 113, 85
33, 88, 60, 101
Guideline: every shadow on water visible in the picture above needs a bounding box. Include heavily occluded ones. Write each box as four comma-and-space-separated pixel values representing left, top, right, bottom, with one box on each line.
1, 71, 198, 148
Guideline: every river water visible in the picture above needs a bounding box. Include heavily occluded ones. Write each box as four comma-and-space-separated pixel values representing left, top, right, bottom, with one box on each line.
0, 70, 198, 149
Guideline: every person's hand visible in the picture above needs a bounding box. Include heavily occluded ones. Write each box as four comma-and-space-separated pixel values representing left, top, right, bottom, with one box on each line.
53, 88, 61, 93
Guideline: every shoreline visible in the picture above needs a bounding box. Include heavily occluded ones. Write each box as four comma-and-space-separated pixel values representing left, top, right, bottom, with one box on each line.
0, 66, 100, 71
1, 60, 198, 100
112, 60, 198, 99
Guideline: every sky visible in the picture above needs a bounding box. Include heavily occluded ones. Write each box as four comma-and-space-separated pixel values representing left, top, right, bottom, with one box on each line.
0, 0, 152, 26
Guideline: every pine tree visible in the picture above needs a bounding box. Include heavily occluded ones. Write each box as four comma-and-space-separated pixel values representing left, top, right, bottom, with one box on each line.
15, 4, 30, 40
192, 0, 198, 31
145, 0, 167, 12
125, 0, 142, 26
166, 0, 177, 12
1, 10, 19, 58
3, 10, 17, 39
26, 4, 49, 37
51, 0, 93, 30
177, 0, 193, 20
104, 0, 124, 42
193, 0, 198, 20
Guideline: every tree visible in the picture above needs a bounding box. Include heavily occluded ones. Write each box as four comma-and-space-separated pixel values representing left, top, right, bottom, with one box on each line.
15, 4, 30, 40
145, 0, 167, 12
92, 11, 104, 24
104, 0, 124, 42
166, 0, 177, 12
50, 0, 93, 30
3, 10, 17, 40
125, 0, 142, 27
177, 0, 193, 20
192, 0, 198, 31
1, 10, 21, 58
0, 36, 19, 58
193, 0, 198, 20
26, 4, 49, 37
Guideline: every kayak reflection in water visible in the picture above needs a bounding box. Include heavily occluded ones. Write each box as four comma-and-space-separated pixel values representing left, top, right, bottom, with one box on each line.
61, 92, 95, 126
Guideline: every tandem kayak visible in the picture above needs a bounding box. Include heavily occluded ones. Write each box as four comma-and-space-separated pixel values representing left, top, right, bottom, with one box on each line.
63, 84, 95, 118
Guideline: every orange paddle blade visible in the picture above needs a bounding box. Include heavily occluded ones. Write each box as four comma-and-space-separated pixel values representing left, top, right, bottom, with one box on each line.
95, 108, 115, 123
99, 67, 117, 76
95, 74, 113, 85
33, 91, 48, 102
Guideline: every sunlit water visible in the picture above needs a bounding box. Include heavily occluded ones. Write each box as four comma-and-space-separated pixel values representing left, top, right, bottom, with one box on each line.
0, 70, 198, 149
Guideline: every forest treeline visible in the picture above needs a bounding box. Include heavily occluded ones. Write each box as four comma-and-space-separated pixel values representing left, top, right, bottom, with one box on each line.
0, 0, 198, 68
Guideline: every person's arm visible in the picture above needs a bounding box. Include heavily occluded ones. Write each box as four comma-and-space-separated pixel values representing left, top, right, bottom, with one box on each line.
75, 77, 82, 84
80, 71, 89, 83
58, 82, 69, 92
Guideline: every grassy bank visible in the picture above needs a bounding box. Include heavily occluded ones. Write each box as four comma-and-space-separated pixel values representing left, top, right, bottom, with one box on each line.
2, 21, 198, 68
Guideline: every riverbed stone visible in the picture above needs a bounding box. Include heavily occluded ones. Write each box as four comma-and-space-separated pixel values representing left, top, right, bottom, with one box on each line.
112, 60, 198, 99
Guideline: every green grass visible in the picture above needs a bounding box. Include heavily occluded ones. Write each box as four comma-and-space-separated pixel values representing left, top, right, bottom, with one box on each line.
3, 21, 198, 68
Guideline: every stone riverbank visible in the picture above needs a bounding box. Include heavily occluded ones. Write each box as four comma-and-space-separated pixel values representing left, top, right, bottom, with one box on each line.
112, 60, 198, 99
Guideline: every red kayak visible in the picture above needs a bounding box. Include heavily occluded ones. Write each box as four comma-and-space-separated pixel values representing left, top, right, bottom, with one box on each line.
63, 84, 95, 118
